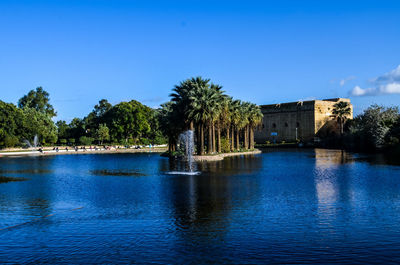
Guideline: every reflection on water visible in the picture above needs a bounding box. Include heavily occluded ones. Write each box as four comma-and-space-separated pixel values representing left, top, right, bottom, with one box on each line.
0, 151, 400, 263
159, 155, 262, 227
90, 169, 147, 177
0, 176, 28, 183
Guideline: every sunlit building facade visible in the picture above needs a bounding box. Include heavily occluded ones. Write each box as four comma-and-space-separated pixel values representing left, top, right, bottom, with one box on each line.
255, 98, 353, 143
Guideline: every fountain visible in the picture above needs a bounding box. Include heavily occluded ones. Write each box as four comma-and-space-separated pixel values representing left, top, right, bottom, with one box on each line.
167, 130, 200, 175
23, 135, 39, 149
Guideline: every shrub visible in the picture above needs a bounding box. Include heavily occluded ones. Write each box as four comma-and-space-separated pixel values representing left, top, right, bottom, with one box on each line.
68, 138, 76, 145
79, 136, 94, 145
59, 139, 67, 145
140, 138, 150, 145
4, 135, 19, 147
221, 137, 231, 153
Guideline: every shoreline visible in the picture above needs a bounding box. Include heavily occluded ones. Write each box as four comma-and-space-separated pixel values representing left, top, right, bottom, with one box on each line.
193, 149, 262, 162
0, 146, 168, 158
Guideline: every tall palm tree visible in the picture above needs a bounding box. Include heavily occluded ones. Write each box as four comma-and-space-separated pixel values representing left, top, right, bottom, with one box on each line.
210, 84, 224, 153
230, 100, 242, 150
218, 96, 232, 152
332, 101, 352, 135
170, 77, 210, 131
248, 103, 263, 149
189, 86, 220, 155
159, 102, 182, 152
239, 102, 251, 149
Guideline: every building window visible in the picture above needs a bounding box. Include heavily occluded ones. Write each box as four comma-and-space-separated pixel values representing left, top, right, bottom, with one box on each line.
285, 122, 288, 127
296, 122, 300, 128
272, 123, 276, 128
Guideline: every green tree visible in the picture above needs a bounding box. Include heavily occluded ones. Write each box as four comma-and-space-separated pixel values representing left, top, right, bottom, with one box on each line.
0, 101, 24, 148
21, 108, 58, 145
94, 99, 112, 117
350, 105, 399, 149
159, 102, 182, 152
18, 87, 56, 117
105, 100, 151, 144
56, 120, 69, 141
68, 118, 86, 140
96, 124, 110, 144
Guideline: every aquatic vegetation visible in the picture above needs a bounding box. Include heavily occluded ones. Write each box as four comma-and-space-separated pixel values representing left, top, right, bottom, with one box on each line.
0, 169, 51, 174
90, 169, 147, 177
0, 176, 28, 183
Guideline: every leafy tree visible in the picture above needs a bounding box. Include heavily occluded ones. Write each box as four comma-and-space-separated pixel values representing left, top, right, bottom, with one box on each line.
18, 87, 56, 117
96, 124, 110, 144
350, 105, 399, 149
68, 118, 86, 140
159, 102, 182, 152
105, 100, 151, 144
93, 99, 112, 117
21, 108, 58, 145
0, 101, 24, 148
56, 120, 69, 141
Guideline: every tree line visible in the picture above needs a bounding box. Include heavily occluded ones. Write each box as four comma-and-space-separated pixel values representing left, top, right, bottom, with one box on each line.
0, 87, 166, 148
159, 77, 263, 155
327, 102, 400, 153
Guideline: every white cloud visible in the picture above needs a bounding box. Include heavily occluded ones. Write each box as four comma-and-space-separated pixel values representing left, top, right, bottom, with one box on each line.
380, 82, 400, 94
340, 76, 356, 86
350, 65, 400, 96
375, 65, 400, 83
350, 86, 375, 96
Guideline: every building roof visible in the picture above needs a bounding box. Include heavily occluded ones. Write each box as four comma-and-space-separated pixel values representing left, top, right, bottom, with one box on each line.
259, 98, 351, 108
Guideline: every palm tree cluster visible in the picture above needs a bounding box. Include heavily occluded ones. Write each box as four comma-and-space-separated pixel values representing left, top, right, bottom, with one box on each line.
160, 77, 263, 155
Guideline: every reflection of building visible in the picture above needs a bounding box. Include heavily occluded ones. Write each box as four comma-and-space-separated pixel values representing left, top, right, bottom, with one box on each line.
255, 98, 353, 143
314, 148, 354, 168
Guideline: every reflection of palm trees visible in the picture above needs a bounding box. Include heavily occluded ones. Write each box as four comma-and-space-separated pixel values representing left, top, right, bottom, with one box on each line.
159, 155, 263, 228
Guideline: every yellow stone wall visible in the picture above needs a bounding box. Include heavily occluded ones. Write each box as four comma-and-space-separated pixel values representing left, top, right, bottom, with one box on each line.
254, 98, 353, 143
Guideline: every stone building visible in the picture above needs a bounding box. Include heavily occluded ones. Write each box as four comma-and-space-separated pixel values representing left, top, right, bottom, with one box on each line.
254, 98, 353, 143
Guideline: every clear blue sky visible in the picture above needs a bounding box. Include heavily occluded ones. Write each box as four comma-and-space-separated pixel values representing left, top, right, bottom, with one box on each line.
1, 0, 399, 121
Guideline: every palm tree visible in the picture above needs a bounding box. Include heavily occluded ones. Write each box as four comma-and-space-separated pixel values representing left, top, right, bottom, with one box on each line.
159, 102, 183, 152
248, 103, 263, 149
163, 76, 261, 155
217, 96, 232, 152
189, 86, 220, 155
239, 102, 251, 149
230, 100, 242, 150
170, 77, 209, 131
210, 84, 224, 153
332, 101, 352, 135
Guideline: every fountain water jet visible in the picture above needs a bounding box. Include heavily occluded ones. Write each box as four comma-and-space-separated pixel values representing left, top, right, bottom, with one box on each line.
166, 130, 200, 175
23, 135, 39, 149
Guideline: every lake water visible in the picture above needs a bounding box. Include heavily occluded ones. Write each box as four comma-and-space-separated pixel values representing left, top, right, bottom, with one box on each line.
0, 149, 400, 264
